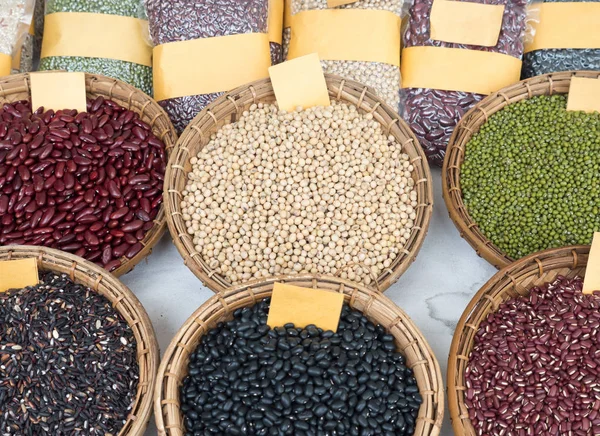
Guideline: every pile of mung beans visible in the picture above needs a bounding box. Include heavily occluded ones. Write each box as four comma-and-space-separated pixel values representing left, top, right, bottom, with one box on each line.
181, 101, 418, 287
466, 276, 600, 435
0, 96, 167, 272
181, 299, 422, 435
461, 94, 600, 260
0, 271, 139, 435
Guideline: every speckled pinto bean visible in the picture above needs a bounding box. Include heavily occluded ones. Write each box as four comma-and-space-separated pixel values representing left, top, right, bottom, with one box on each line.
522, 0, 600, 78
466, 276, 600, 435
400, 0, 530, 166
146, 0, 269, 133
0, 97, 167, 272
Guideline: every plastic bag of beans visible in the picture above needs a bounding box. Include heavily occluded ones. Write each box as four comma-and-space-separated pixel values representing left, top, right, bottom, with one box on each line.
0, 0, 35, 76
146, 0, 273, 133
39, 0, 153, 96
288, 0, 403, 108
400, 0, 538, 166
522, 0, 600, 78
269, 0, 284, 64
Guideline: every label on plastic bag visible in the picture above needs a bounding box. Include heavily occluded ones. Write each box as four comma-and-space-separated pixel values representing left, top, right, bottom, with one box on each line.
269, 53, 331, 112
30, 71, 87, 113
41, 12, 152, 67
0, 258, 39, 293
269, 0, 284, 44
328, 0, 358, 6
567, 77, 600, 113
267, 283, 345, 332
525, 3, 600, 52
430, 0, 505, 47
288, 9, 401, 66
153, 33, 271, 101
401, 46, 522, 95
583, 233, 600, 294
0, 54, 11, 77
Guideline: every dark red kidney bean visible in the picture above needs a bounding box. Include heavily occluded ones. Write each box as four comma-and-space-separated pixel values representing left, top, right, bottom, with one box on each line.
135, 210, 151, 222
0, 195, 8, 213
125, 242, 143, 259
57, 233, 76, 244
89, 222, 103, 232
112, 243, 130, 258
135, 229, 145, 240
60, 242, 83, 251
124, 233, 138, 245
107, 180, 122, 198
84, 231, 100, 246
110, 207, 129, 221
101, 245, 112, 265
121, 220, 143, 232
104, 259, 121, 272
31, 210, 43, 228
74, 248, 86, 258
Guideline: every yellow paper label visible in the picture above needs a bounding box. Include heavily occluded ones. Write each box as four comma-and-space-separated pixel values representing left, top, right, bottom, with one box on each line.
526, 3, 600, 52
583, 233, 600, 294
328, 0, 358, 6
0, 259, 39, 293
269, 0, 284, 45
267, 283, 345, 331
0, 54, 11, 77
29, 17, 34, 36
567, 77, 600, 113
41, 12, 152, 67
269, 53, 331, 112
153, 33, 271, 102
430, 0, 505, 47
288, 9, 401, 67
30, 71, 88, 113
284, 0, 293, 28
401, 46, 522, 95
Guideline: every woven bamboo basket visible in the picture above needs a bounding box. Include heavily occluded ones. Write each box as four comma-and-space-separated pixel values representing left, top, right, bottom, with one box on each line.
0, 72, 178, 277
0, 245, 160, 436
442, 71, 600, 269
447, 245, 590, 435
164, 75, 433, 293
155, 275, 444, 436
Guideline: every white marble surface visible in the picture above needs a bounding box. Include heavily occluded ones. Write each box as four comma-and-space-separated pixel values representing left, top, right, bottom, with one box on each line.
121, 168, 499, 436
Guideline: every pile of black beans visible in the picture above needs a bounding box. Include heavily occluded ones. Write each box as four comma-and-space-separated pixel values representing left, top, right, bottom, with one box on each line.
181, 300, 422, 435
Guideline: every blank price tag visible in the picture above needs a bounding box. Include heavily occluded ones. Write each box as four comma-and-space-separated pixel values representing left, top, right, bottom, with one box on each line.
0, 258, 39, 293
583, 233, 600, 294
328, 0, 358, 6
567, 77, 600, 113
430, 0, 505, 47
30, 71, 87, 113
269, 53, 331, 112
267, 283, 344, 332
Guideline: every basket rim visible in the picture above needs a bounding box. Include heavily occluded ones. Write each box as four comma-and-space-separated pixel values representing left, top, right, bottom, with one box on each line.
154, 273, 444, 436
0, 71, 178, 277
442, 70, 600, 270
447, 244, 590, 436
164, 73, 433, 294
0, 245, 160, 436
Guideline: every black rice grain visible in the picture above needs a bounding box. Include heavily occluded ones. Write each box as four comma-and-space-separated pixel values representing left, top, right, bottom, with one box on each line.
181, 300, 421, 435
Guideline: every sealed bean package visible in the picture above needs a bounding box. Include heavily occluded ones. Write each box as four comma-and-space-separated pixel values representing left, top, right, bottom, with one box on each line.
289, 0, 403, 109
0, 0, 35, 76
11, 6, 34, 73
400, 0, 536, 166
522, 0, 600, 78
146, 0, 272, 133
39, 0, 153, 96
269, 0, 284, 64
283, 0, 292, 59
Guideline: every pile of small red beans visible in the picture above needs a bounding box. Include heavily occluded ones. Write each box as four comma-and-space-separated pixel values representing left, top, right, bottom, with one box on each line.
465, 276, 600, 435
0, 96, 167, 271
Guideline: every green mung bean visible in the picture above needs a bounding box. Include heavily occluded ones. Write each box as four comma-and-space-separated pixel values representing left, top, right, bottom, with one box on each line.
39, 0, 152, 95
461, 95, 600, 259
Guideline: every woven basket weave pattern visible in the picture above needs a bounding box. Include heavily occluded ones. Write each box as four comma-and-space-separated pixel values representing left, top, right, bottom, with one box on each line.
164, 75, 433, 293
442, 71, 600, 269
0, 72, 178, 277
154, 275, 444, 436
0, 245, 160, 436
447, 245, 589, 436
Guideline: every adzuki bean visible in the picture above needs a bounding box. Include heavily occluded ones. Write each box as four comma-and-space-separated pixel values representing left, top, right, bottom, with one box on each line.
400, 0, 531, 166
0, 96, 166, 272
182, 300, 422, 435
145, 0, 270, 133
466, 276, 600, 435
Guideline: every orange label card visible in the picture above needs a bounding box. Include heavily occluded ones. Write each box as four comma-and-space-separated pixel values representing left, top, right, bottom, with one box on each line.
567, 77, 600, 113
269, 53, 331, 112
0, 54, 11, 77
430, 0, 505, 47
30, 71, 87, 113
284, 0, 293, 28
269, 0, 284, 45
328, 0, 358, 6
267, 283, 344, 331
583, 233, 600, 294
0, 259, 39, 293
